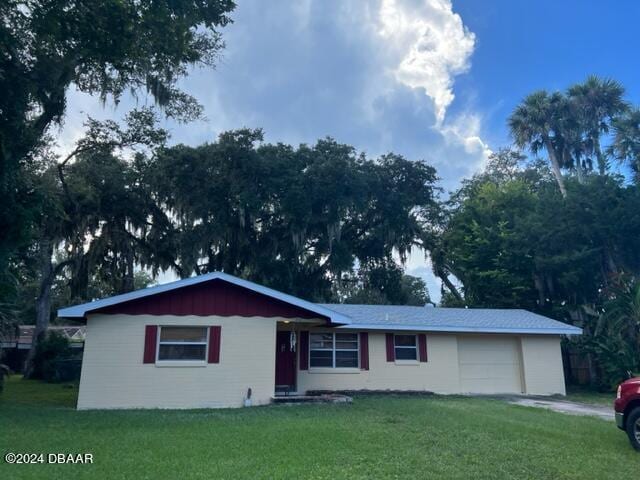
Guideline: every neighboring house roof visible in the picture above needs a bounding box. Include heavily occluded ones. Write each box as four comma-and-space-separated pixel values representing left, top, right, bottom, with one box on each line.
320, 304, 582, 335
57, 272, 352, 325
1, 325, 86, 348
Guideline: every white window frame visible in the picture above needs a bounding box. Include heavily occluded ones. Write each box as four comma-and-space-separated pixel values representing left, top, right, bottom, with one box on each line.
394, 334, 418, 361
309, 332, 359, 369
156, 326, 209, 364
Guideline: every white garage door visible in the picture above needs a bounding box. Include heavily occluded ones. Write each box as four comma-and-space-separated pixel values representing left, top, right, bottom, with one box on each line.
458, 336, 523, 394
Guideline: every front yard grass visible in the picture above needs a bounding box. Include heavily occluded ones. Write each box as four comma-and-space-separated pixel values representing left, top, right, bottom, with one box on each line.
0, 375, 637, 479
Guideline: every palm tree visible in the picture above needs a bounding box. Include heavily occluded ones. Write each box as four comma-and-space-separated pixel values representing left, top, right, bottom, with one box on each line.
611, 108, 640, 182
568, 76, 628, 175
509, 91, 569, 197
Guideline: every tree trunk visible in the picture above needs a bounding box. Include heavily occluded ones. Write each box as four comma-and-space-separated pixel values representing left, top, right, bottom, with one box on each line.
562, 344, 574, 386
574, 155, 585, 184
544, 138, 568, 198
603, 243, 619, 278
533, 273, 546, 306
122, 247, 135, 293
436, 268, 464, 304
23, 239, 54, 378
594, 136, 606, 175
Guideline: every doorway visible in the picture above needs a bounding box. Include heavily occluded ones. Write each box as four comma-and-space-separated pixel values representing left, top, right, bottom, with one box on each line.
275, 330, 296, 393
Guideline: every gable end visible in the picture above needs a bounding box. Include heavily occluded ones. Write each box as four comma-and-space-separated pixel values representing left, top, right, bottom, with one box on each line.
94, 279, 327, 320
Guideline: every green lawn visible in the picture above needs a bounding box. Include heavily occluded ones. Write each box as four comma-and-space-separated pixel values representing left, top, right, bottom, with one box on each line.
0, 376, 637, 479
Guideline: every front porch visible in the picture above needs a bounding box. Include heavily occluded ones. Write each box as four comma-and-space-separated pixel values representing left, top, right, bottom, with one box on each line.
274, 319, 332, 397
273, 324, 352, 404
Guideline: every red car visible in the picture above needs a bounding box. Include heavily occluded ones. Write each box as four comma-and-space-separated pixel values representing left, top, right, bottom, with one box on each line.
615, 376, 640, 450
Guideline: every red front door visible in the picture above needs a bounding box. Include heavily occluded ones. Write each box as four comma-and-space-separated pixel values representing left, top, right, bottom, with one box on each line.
275, 331, 296, 388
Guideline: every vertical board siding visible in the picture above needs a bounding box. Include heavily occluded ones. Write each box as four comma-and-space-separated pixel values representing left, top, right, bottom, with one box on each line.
299, 331, 309, 370
385, 333, 395, 362
143, 325, 157, 364
95, 279, 326, 320
359, 332, 369, 370
208, 326, 222, 363
418, 334, 428, 362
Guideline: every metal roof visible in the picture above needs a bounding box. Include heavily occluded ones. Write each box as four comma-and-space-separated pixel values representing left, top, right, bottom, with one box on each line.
57, 272, 351, 324
320, 304, 582, 335
57, 272, 580, 335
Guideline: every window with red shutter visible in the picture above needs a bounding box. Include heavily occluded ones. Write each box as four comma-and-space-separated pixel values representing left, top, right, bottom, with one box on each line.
418, 334, 428, 362
385, 333, 395, 362
143, 325, 158, 364
359, 332, 369, 370
208, 326, 222, 363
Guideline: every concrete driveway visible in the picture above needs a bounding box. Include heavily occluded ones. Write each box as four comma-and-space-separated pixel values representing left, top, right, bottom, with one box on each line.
508, 397, 614, 421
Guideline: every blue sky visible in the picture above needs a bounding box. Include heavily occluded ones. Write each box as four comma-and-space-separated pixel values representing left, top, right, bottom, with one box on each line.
452, 0, 640, 148
61, 0, 640, 301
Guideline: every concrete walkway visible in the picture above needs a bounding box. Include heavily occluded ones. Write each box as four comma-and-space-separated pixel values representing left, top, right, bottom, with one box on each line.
508, 397, 614, 421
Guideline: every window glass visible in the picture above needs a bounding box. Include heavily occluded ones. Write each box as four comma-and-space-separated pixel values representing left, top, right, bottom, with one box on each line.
309, 332, 359, 368
335, 350, 358, 368
394, 347, 418, 360
335, 333, 358, 350
158, 326, 208, 361
158, 344, 207, 361
310, 350, 333, 367
394, 335, 417, 347
394, 334, 417, 361
160, 327, 207, 343
310, 333, 333, 350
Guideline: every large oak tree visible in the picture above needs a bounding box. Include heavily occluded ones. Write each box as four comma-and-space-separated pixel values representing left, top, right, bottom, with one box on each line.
0, 0, 235, 299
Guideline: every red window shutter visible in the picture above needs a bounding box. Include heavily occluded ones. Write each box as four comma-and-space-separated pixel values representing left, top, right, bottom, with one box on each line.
359, 332, 369, 370
143, 325, 158, 364
208, 326, 222, 363
299, 331, 309, 370
418, 334, 428, 362
385, 333, 395, 362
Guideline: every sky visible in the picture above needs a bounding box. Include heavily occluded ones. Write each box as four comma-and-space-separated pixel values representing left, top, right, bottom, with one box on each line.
59, 0, 640, 302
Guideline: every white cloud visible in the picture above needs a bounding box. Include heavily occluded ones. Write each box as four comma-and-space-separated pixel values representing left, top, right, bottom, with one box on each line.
377, 0, 490, 180
439, 112, 492, 170
379, 0, 476, 125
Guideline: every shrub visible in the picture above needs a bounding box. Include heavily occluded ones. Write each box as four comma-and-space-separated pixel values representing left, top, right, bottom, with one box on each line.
588, 277, 640, 389
31, 331, 79, 382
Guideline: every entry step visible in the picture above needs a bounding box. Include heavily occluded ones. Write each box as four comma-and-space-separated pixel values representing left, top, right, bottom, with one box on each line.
271, 394, 352, 404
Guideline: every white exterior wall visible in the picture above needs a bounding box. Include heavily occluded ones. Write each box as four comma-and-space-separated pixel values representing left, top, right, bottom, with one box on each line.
520, 335, 566, 395
297, 332, 566, 396
297, 333, 461, 394
77, 315, 568, 409
77, 314, 277, 409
